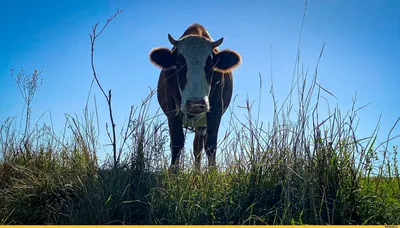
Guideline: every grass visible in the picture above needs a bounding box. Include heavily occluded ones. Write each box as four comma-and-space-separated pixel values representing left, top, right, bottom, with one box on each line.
1, 4, 400, 225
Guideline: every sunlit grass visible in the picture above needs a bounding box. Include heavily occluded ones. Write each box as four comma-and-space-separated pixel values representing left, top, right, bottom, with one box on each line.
1, 60, 399, 225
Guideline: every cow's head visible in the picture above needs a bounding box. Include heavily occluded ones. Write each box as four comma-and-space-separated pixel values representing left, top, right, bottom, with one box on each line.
149, 34, 241, 115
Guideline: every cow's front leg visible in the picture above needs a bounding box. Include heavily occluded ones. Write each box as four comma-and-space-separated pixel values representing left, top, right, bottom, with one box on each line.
168, 115, 185, 173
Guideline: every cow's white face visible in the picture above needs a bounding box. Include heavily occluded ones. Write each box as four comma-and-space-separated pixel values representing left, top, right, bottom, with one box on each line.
175, 36, 214, 114
150, 34, 242, 116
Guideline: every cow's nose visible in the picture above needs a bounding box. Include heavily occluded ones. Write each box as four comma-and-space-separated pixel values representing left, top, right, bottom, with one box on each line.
185, 98, 208, 114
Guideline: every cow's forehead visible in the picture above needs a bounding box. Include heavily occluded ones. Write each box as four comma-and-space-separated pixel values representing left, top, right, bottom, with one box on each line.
177, 36, 213, 59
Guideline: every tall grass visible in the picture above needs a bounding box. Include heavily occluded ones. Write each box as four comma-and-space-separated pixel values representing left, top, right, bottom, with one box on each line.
1, 4, 399, 225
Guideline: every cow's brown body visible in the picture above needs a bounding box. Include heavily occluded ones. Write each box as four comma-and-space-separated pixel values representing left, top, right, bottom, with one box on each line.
149, 23, 241, 172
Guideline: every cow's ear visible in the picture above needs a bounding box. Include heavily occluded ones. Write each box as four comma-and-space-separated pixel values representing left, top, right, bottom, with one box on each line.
213, 49, 242, 72
149, 47, 174, 69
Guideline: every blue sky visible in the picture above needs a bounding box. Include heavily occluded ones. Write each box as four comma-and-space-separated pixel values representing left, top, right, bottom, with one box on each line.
1, 0, 399, 163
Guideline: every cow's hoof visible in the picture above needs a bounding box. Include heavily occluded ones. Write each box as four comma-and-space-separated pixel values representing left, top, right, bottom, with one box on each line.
207, 165, 218, 174
194, 165, 201, 174
168, 165, 180, 174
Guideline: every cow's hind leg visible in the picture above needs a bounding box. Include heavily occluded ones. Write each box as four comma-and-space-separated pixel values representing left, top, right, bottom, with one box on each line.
205, 112, 222, 170
193, 127, 206, 172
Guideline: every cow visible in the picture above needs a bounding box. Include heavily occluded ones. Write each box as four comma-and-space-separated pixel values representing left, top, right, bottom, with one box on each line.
149, 23, 242, 172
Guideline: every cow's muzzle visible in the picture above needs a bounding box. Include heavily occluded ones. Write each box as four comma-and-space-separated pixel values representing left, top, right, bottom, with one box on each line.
183, 97, 209, 115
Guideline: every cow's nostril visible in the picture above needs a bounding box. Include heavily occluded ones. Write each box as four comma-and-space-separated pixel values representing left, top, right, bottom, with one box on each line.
186, 98, 208, 114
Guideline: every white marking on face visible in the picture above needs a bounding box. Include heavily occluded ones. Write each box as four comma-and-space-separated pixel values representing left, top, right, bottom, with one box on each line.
176, 36, 213, 112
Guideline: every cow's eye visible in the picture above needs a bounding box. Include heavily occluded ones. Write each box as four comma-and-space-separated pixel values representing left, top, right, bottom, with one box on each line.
205, 55, 214, 71
175, 54, 185, 69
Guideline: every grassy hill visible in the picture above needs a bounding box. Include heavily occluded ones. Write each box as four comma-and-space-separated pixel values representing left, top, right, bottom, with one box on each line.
1, 67, 399, 225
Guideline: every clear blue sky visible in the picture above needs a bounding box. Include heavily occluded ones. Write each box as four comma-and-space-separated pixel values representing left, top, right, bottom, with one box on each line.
1, 0, 399, 163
